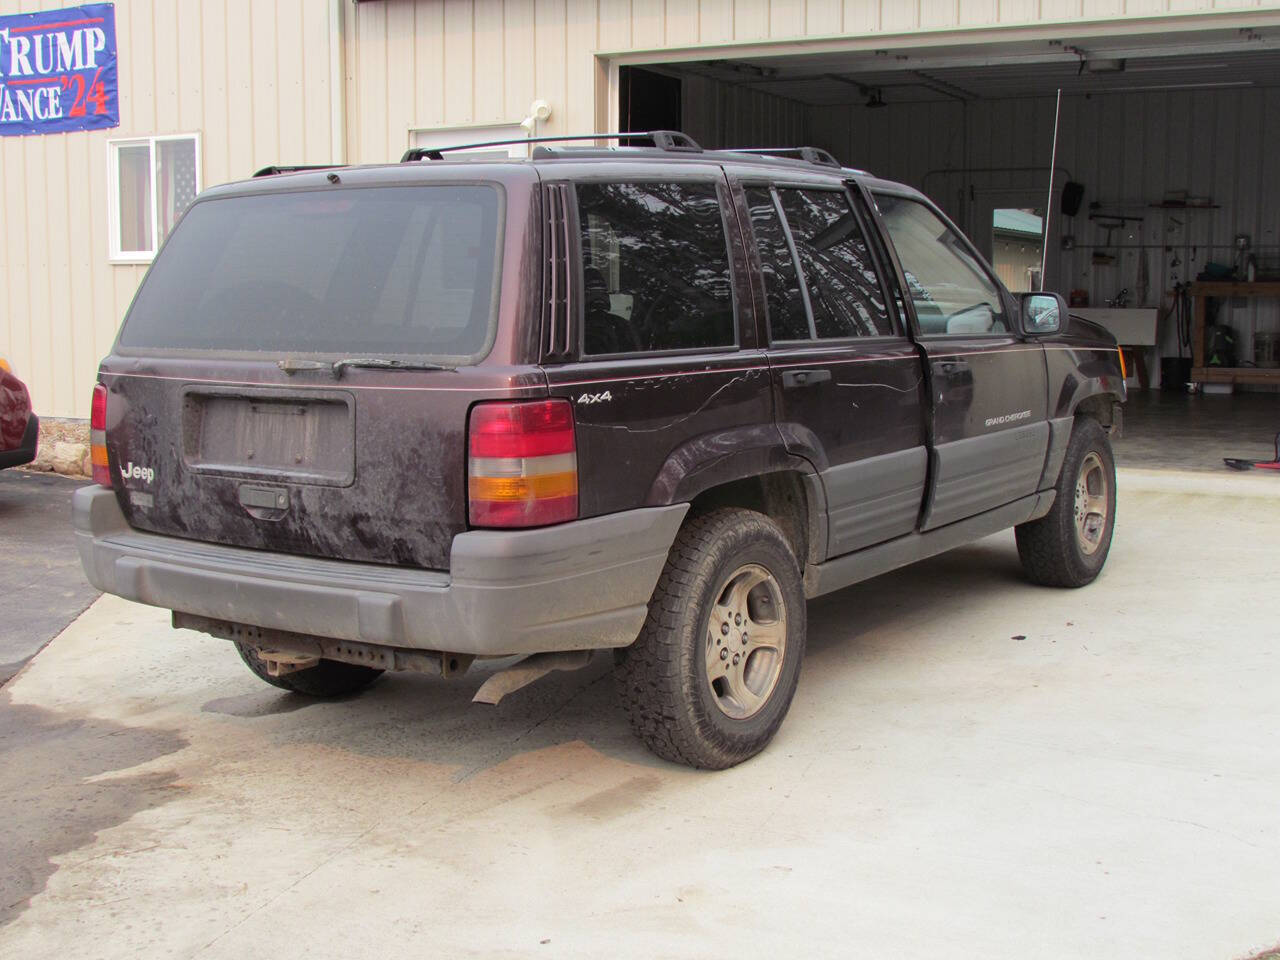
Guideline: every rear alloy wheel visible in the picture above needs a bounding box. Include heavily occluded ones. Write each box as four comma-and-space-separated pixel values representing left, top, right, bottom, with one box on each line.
704, 564, 788, 721
234, 642, 384, 698
615, 509, 806, 769
1016, 416, 1117, 587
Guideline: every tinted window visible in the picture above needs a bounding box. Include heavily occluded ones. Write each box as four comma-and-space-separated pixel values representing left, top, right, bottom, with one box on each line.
745, 187, 810, 341
120, 186, 503, 358
577, 182, 735, 355
777, 189, 893, 339
873, 194, 1006, 336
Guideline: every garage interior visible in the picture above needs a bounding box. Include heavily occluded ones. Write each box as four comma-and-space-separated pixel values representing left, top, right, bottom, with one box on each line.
620, 24, 1280, 472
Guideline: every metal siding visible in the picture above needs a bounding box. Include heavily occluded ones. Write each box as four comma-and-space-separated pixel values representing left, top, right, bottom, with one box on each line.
0, 0, 336, 418
1, 0, 1272, 418
809, 87, 1280, 365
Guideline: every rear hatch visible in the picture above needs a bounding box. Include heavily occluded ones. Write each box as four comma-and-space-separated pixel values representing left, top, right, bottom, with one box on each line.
100, 166, 541, 570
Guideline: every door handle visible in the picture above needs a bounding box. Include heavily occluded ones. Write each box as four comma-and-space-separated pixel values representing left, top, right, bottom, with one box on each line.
781, 369, 832, 389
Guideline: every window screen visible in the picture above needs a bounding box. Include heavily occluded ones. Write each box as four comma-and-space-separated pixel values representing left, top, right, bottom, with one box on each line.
745, 187, 809, 341
576, 182, 735, 355
119, 185, 503, 359
777, 189, 892, 339
873, 194, 1006, 336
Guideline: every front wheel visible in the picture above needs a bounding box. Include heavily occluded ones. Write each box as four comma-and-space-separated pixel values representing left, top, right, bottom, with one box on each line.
1016, 416, 1117, 587
614, 509, 806, 770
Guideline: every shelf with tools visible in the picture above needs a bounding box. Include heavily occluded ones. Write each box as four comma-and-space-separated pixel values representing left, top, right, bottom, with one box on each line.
1189, 281, 1280, 385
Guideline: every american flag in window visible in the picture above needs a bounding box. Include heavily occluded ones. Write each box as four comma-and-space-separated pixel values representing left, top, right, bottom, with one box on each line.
158, 139, 198, 241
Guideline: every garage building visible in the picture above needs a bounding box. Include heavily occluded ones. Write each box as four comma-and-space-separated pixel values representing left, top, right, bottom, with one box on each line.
2, 0, 1277, 465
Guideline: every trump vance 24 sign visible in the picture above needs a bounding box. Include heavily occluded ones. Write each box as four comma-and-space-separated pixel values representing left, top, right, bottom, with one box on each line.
0, 3, 119, 136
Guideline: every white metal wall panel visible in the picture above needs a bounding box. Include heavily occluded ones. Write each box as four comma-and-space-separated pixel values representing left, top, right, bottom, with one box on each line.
810, 88, 1280, 362
2, 0, 1275, 417
0, 0, 338, 418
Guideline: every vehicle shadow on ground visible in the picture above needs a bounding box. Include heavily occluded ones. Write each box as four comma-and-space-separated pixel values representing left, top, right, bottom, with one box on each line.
197, 537, 1030, 778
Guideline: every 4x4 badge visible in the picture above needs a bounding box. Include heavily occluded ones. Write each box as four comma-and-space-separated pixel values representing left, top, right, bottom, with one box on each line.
576, 390, 612, 406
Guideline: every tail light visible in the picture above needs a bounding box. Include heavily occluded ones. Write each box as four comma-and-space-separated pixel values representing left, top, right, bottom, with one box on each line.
468, 399, 577, 527
90, 383, 111, 487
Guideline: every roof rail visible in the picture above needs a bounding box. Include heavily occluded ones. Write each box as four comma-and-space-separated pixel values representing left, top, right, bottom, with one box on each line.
400, 130, 702, 163
253, 164, 346, 178
726, 146, 841, 168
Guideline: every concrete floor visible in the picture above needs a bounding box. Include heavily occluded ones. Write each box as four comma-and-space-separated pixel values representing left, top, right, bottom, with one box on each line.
1115, 390, 1279, 473
1, 470, 1278, 960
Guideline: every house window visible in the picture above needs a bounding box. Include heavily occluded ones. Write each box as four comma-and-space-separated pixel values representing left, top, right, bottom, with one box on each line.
408, 122, 531, 160
109, 134, 201, 262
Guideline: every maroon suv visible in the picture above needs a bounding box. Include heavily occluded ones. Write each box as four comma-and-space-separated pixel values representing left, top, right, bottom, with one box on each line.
0, 359, 38, 470
74, 133, 1125, 768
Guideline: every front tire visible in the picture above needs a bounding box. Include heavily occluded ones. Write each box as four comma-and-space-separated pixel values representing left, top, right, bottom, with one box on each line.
1016, 416, 1117, 587
614, 509, 806, 770
234, 642, 383, 698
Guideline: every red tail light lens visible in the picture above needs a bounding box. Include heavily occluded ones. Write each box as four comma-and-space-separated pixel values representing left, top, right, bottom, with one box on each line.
90, 383, 111, 487
468, 399, 577, 527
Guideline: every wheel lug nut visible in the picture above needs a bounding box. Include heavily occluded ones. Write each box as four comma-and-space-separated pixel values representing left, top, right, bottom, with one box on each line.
720, 648, 728, 660
732, 654, 740, 665
734, 614, 742, 626
742, 634, 748, 645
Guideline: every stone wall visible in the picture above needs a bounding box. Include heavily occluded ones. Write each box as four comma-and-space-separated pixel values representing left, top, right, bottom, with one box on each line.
25, 418, 90, 478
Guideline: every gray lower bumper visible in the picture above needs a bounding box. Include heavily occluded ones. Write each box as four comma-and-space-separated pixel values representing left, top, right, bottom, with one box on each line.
73, 486, 687, 656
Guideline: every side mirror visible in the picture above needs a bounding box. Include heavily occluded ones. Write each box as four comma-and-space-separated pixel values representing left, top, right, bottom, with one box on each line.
1021, 292, 1065, 336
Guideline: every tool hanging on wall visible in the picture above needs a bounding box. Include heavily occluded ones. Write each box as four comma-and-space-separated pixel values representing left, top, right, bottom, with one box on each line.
1087, 203, 1144, 267
1136, 245, 1150, 306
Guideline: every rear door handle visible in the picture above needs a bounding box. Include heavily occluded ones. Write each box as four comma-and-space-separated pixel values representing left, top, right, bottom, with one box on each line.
781, 369, 832, 389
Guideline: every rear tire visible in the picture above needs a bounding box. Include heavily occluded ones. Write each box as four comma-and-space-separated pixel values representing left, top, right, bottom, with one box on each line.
1016, 416, 1117, 587
614, 509, 806, 770
234, 642, 383, 698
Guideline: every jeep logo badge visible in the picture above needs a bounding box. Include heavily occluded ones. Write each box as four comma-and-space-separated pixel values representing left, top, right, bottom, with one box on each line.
123, 461, 156, 484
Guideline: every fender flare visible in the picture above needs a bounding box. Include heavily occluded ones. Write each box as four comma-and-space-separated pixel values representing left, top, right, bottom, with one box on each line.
644, 424, 829, 562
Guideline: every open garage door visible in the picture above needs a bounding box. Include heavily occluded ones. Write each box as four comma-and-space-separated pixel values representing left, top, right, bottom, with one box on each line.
625, 23, 1280, 471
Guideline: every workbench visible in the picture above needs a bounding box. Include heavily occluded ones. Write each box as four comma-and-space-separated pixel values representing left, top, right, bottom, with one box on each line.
1190, 281, 1280, 385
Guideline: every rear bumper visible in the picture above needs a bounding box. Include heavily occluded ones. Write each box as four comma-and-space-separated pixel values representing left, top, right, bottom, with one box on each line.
0, 413, 38, 469
73, 486, 686, 656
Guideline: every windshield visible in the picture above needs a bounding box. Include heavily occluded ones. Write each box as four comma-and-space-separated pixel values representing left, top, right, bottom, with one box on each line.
119, 184, 503, 359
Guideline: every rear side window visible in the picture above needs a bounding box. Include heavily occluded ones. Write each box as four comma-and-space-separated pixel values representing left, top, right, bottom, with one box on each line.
873, 194, 1006, 336
776, 189, 893, 339
576, 182, 735, 355
745, 187, 810, 342
120, 185, 503, 359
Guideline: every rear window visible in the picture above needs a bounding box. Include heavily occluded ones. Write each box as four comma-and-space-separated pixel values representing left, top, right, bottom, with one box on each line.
119, 185, 503, 359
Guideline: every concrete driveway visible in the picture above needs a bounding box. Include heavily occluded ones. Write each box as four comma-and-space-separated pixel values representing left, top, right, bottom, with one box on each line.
1, 470, 1278, 960
0, 470, 99, 683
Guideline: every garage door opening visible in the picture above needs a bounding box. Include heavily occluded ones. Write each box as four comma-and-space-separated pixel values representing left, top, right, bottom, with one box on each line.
622, 24, 1280, 471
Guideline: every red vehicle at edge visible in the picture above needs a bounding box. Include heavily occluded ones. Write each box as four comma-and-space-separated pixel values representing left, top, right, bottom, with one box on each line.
0, 359, 38, 470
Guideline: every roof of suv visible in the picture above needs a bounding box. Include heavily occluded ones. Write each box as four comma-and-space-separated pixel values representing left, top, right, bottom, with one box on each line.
209, 131, 922, 202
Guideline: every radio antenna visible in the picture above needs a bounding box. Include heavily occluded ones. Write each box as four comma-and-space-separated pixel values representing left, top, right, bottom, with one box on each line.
1040, 88, 1062, 291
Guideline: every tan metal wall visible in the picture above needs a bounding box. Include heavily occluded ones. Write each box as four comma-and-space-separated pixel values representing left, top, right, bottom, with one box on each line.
0, 0, 338, 418
344, 0, 1272, 167
4, 0, 1275, 417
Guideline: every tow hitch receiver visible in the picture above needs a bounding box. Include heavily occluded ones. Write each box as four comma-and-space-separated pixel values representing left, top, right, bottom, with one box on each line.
473, 650, 593, 705
258, 650, 320, 677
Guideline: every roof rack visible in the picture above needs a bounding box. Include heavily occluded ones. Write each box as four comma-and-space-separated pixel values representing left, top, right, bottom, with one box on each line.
727, 146, 841, 168
401, 130, 702, 163
253, 164, 345, 178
